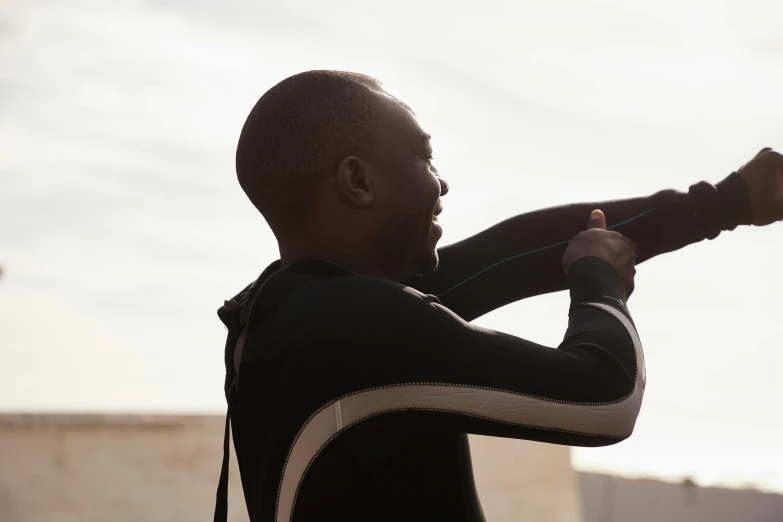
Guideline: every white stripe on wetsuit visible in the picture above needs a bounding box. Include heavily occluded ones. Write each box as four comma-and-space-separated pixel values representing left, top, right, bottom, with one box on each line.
275, 302, 644, 522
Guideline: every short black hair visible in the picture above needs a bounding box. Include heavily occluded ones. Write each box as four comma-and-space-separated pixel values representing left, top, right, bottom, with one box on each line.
236, 70, 388, 235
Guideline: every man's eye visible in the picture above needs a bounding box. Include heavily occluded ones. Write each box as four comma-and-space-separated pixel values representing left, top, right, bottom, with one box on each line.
425, 155, 434, 165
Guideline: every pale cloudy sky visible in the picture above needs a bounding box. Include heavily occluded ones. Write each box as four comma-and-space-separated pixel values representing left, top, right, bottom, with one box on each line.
1, 0, 782, 493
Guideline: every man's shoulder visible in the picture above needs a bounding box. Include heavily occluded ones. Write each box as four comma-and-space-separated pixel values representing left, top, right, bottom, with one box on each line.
272, 274, 445, 340
306, 274, 439, 310
253, 273, 454, 353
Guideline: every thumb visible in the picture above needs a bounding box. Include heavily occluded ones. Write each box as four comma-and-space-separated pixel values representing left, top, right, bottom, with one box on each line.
587, 209, 607, 230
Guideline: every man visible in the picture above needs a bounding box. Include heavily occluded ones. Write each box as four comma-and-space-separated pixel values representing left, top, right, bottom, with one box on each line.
214, 70, 782, 522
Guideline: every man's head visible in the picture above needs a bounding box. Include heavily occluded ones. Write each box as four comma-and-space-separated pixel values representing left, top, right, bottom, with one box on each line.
236, 70, 448, 280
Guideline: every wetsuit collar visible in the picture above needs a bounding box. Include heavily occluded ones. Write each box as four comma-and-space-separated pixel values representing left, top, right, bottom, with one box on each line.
285, 257, 356, 279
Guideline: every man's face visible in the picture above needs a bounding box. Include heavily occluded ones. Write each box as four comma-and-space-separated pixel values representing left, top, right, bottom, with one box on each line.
370, 99, 449, 278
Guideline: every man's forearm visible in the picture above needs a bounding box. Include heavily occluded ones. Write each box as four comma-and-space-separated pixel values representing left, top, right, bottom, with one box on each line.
404, 172, 752, 322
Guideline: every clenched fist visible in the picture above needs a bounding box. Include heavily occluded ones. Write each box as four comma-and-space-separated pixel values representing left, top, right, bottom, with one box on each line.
562, 209, 640, 299
738, 147, 783, 226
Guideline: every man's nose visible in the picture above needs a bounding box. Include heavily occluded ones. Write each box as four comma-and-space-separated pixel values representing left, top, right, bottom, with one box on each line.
438, 176, 450, 196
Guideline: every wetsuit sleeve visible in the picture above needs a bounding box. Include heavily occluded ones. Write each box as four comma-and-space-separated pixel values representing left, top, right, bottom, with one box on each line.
403, 172, 752, 321
300, 256, 643, 448
272, 257, 642, 522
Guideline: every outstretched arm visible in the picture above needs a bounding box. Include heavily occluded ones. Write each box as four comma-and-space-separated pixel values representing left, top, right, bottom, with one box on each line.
404, 171, 752, 322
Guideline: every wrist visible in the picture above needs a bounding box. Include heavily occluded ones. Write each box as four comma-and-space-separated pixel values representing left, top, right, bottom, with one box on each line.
567, 256, 627, 305
715, 171, 754, 230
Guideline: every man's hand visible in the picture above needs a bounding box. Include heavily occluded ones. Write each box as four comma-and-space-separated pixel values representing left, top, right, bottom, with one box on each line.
562, 209, 640, 299
738, 147, 783, 226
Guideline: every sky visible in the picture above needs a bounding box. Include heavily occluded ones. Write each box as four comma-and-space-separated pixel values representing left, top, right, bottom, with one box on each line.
1, 0, 782, 493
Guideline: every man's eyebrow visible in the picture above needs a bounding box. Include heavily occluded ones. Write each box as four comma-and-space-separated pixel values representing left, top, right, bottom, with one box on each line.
422, 134, 433, 150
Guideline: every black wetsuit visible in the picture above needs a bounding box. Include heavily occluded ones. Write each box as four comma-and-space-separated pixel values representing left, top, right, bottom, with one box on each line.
214, 173, 751, 522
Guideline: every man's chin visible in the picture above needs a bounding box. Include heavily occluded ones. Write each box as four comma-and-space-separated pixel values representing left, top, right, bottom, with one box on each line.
413, 249, 440, 277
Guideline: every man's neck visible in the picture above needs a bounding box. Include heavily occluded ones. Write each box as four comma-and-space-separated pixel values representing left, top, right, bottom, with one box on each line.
279, 245, 403, 282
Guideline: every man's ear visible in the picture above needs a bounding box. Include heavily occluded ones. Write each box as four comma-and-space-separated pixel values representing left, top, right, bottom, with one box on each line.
335, 156, 375, 207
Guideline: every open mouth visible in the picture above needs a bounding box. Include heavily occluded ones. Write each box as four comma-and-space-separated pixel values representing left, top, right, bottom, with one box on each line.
433, 201, 444, 223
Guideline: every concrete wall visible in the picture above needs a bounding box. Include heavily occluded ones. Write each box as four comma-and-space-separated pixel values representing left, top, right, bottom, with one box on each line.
0, 415, 250, 522
471, 434, 583, 522
6, 414, 781, 522
580, 473, 783, 522
0, 414, 583, 522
